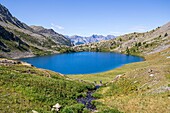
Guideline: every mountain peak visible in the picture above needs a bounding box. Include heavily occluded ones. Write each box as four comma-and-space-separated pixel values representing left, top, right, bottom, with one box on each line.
0, 4, 30, 29
30, 25, 71, 46
0, 4, 12, 17
67, 34, 115, 45
30, 25, 58, 35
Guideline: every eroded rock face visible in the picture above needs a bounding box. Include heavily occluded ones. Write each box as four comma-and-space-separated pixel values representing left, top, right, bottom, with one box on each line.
0, 4, 30, 30
0, 25, 27, 44
0, 25, 29, 52
30, 25, 71, 46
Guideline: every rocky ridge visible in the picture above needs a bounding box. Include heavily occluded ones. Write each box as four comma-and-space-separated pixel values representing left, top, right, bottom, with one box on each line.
0, 4, 71, 59
0, 4, 31, 30
67, 34, 115, 45
30, 25, 71, 46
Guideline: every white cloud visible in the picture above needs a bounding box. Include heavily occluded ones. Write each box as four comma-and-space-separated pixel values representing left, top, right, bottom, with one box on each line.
51, 23, 64, 30
109, 31, 123, 36
130, 26, 147, 32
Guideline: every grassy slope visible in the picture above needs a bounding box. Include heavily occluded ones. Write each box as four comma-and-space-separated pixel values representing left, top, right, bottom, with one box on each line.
69, 48, 170, 113
0, 61, 94, 113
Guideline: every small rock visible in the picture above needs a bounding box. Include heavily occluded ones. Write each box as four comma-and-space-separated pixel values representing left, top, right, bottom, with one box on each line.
134, 81, 138, 83
167, 56, 170, 59
21, 62, 32, 67
51, 103, 61, 112
93, 110, 98, 112
32, 110, 38, 113
58, 73, 65, 76
148, 69, 153, 73
116, 74, 122, 78
149, 74, 154, 77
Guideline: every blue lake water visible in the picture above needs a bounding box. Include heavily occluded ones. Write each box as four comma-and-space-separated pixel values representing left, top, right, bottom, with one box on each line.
20, 52, 144, 74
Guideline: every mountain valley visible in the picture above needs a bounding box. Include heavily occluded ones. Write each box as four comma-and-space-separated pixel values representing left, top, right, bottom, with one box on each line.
0, 3, 170, 113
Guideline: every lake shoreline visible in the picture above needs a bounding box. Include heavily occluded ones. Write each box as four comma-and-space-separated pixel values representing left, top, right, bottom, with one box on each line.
20, 52, 144, 75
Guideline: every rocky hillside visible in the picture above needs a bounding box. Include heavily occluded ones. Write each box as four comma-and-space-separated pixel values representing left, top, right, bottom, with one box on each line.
67, 34, 115, 45
0, 4, 71, 59
73, 22, 170, 56
0, 4, 30, 30
30, 26, 71, 46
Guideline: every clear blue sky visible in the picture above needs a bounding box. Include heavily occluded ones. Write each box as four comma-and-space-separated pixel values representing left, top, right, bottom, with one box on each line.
0, 0, 170, 36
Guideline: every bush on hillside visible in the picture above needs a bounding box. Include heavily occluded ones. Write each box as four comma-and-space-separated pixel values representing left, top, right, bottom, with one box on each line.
164, 33, 168, 37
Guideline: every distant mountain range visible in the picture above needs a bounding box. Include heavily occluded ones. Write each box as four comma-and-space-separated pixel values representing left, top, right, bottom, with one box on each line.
66, 35, 116, 45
